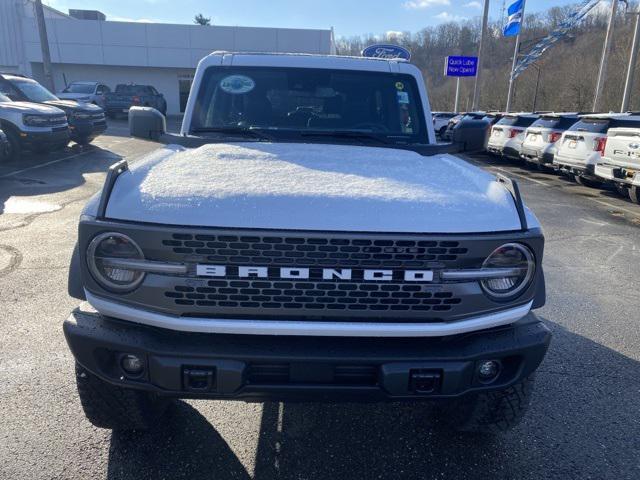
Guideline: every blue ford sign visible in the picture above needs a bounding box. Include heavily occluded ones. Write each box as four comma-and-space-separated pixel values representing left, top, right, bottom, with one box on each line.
445, 56, 478, 77
362, 44, 411, 61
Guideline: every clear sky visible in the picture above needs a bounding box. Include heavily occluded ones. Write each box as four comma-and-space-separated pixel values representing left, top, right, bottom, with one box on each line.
44, 0, 588, 37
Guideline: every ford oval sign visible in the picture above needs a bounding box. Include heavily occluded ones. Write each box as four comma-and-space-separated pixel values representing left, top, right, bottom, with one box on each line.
362, 44, 411, 61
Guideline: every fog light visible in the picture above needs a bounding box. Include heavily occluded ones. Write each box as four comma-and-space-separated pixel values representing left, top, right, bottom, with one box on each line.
478, 360, 500, 381
120, 354, 144, 375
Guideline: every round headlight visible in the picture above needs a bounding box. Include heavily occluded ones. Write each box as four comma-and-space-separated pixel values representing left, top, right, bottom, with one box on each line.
87, 232, 144, 292
481, 243, 535, 300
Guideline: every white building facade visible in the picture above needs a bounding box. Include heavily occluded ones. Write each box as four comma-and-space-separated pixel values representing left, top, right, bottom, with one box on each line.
0, 0, 335, 114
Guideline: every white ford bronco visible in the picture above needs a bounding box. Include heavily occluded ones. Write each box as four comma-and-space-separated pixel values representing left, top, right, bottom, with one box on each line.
64, 52, 550, 433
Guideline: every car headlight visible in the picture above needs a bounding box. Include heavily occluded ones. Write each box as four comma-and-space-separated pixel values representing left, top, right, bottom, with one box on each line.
73, 111, 92, 120
22, 114, 51, 127
87, 232, 145, 292
481, 243, 535, 300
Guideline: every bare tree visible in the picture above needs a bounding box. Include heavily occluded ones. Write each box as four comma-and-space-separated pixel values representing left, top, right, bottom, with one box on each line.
336, 2, 640, 112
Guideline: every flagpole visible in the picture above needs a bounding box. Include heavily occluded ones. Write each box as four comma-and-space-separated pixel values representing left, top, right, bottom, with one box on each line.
505, 0, 526, 113
471, 0, 490, 111
593, 0, 618, 112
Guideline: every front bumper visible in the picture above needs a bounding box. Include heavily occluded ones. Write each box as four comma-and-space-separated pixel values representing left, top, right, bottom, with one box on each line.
19, 128, 70, 149
63, 305, 551, 402
69, 119, 107, 141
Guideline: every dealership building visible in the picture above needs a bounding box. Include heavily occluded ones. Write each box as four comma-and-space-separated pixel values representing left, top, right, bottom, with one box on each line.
0, 0, 336, 114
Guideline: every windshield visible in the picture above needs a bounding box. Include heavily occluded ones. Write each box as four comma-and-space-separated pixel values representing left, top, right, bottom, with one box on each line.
531, 116, 578, 129
191, 67, 427, 143
570, 119, 611, 133
12, 79, 58, 102
63, 83, 95, 94
0, 93, 10, 103
497, 115, 537, 127
116, 85, 149, 94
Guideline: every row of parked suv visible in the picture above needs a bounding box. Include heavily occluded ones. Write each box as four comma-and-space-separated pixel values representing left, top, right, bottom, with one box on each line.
0, 73, 108, 161
435, 111, 640, 204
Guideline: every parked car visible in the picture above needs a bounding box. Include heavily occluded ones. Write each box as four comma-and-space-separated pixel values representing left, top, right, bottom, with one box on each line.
104, 84, 167, 117
442, 112, 487, 141
0, 92, 69, 159
64, 52, 550, 434
432, 111, 457, 137
486, 113, 539, 160
0, 127, 9, 162
0, 73, 106, 145
594, 115, 640, 203
453, 112, 501, 151
553, 114, 632, 187
520, 113, 580, 169
57, 81, 111, 108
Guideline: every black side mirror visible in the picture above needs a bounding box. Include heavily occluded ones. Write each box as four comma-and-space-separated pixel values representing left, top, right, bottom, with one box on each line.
129, 106, 166, 141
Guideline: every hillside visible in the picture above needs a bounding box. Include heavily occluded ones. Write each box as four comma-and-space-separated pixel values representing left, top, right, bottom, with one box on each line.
336, 3, 640, 112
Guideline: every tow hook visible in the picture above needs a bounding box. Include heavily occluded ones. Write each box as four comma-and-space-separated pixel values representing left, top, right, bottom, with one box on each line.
409, 369, 442, 394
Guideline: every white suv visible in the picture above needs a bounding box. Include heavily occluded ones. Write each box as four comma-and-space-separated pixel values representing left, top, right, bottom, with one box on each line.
594, 115, 640, 202
487, 114, 539, 159
520, 113, 579, 169
554, 114, 631, 187
0, 93, 69, 160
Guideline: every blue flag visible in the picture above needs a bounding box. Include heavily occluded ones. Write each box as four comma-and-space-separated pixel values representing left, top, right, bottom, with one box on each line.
503, 0, 524, 37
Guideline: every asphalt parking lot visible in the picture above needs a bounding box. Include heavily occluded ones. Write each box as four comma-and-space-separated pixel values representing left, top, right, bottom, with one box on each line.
1, 120, 639, 480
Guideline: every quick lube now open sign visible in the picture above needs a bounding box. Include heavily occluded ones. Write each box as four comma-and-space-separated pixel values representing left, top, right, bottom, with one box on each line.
445, 56, 478, 77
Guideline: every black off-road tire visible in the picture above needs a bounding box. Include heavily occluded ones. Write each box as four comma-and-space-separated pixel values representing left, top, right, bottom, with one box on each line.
614, 183, 629, 198
439, 375, 536, 434
3, 126, 21, 161
75, 362, 171, 431
574, 174, 602, 189
630, 185, 640, 204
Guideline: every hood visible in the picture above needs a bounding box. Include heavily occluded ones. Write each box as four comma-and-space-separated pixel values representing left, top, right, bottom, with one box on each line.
0, 100, 65, 115
57, 93, 92, 102
44, 99, 102, 113
101, 142, 524, 234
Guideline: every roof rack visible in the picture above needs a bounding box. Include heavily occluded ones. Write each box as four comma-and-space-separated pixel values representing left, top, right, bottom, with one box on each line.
0, 72, 29, 79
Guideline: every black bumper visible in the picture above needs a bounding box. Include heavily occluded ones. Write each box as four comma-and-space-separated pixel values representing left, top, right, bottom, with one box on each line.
69, 119, 107, 141
503, 146, 522, 160
64, 308, 551, 402
521, 148, 554, 165
20, 128, 69, 149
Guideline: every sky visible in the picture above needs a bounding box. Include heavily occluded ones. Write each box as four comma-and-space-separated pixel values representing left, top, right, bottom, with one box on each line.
44, 0, 585, 37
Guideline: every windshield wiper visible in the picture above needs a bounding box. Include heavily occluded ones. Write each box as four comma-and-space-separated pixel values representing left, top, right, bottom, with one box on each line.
300, 130, 393, 145
191, 127, 273, 141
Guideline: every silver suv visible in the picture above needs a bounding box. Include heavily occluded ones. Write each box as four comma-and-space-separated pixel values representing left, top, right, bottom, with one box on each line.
0, 93, 69, 160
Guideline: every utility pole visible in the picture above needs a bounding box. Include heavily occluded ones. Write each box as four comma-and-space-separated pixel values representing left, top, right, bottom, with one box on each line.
621, 7, 640, 112
505, 0, 526, 113
34, 0, 55, 92
593, 0, 618, 112
472, 0, 490, 111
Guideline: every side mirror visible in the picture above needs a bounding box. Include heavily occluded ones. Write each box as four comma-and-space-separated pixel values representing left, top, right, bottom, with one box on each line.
129, 106, 166, 141
452, 119, 490, 153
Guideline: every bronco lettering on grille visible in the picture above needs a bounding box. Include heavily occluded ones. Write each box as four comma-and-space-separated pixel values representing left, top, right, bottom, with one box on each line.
196, 265, 434, 282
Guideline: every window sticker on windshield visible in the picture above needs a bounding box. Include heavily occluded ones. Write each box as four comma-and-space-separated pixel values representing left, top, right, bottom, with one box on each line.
395, 81, 404, 91
397, 91, 409, 104
219, 75, 255, 94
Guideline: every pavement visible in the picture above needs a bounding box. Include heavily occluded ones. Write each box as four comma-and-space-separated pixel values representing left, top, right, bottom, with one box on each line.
0, 122, 639, 479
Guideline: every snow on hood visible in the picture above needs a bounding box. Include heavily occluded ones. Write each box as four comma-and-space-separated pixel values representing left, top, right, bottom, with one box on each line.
103, 142, 523, 233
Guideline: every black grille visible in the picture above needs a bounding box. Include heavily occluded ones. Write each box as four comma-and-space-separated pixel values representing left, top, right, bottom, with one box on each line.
162, 233, 468, 268
246, 363, 378, 386
49, 115, 68, 126
164, 279, 462, 315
